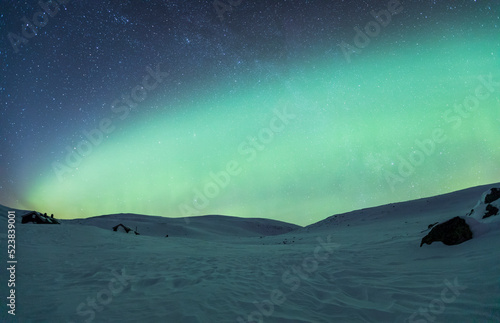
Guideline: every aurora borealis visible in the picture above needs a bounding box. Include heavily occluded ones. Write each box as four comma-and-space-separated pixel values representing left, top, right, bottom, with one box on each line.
1, 1, 499, 226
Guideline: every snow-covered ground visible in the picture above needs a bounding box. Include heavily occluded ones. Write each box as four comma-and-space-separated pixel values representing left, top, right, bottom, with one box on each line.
1, 183, 499, 323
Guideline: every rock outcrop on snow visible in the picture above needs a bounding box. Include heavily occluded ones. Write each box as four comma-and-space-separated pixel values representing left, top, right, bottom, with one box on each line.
484, 188, 500, 204
420, 216, 472, 247
466, 187, 500, 219
112, 223, 140, 235
420, 186, 500, 247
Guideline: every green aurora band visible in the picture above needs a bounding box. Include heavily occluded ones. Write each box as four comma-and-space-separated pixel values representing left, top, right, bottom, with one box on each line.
26, 31, 499, 226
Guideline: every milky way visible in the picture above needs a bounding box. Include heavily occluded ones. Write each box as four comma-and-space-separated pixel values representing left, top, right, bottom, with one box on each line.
1, 1, 499, 225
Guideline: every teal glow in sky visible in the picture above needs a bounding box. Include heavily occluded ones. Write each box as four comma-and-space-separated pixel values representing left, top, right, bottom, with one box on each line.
2, 1, 498, 226
25, 31, 499, 226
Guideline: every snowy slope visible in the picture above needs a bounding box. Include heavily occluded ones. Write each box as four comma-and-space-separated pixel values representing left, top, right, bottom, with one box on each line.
65, 213, 301, 240
0, 183, 499, 323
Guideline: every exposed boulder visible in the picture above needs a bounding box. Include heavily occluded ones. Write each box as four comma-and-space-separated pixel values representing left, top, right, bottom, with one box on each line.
484, 204, 499, 219
420, 216, 472, 247
484, 188, 500, 204
422, 187, 500, 246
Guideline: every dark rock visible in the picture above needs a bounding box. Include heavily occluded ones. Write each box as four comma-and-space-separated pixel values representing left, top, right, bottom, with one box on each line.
428, 222, 439, 229
484, 188, 500, 204
112, 224, 140, 235
483, 204, 499, 219
420, 216, 472, 247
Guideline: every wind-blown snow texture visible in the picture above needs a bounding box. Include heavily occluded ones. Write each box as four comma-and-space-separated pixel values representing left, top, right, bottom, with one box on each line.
1, 183, 499, 322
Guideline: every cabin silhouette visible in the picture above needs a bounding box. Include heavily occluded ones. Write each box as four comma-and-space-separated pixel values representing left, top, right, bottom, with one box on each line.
21, 211, 60, 224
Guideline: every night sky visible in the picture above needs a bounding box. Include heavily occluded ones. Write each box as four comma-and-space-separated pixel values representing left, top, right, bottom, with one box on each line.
1, 0, 499, 226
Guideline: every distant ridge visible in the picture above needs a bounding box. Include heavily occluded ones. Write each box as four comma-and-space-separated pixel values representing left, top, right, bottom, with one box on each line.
65, 212, 301, 239
305, 182, 500, 231
2, 182, 499, 237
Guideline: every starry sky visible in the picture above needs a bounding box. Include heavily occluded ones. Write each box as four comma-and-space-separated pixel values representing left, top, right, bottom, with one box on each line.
0, 0, 499, 226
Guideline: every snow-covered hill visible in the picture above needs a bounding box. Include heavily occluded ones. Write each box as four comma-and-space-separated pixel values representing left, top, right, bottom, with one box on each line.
1, 183, 499, 322
65, 213, 301, 240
